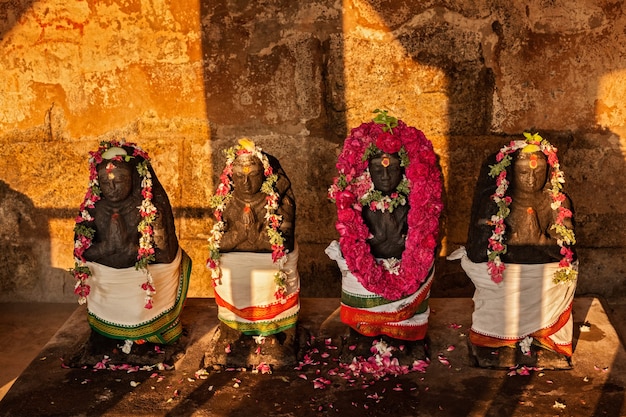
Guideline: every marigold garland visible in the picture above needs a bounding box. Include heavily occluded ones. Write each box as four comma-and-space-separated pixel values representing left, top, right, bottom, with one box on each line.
486, 132, 577, 284
206, 139, 289, 302
328, 110, 443, 301
71, 140, 157, 309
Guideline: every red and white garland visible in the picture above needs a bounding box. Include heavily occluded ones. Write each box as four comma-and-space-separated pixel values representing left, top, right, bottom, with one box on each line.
206, 138, 289, 302
71, 140, 157, 309
328, 112, 443, 301
486, 132, 576, 284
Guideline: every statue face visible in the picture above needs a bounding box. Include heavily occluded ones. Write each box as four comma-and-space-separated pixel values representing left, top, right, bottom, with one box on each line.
232, 154, 265, 199
369, 153, 403, 194
98, 162, 133, 202
514, 152, 548, 193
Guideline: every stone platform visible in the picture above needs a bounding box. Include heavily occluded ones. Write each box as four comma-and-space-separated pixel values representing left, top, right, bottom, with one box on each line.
1, 297, 625, 416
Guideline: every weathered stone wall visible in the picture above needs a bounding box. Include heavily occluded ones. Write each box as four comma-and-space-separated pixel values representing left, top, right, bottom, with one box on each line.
0, 0, 625, 302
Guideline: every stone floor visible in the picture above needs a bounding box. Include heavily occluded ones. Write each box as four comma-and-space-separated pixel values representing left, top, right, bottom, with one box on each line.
1, 297, 626, 416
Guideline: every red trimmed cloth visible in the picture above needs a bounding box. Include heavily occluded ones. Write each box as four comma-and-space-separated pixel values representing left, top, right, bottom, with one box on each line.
326, 241, 432, 341
451, 247, 577, 356
214, 246, 300, 336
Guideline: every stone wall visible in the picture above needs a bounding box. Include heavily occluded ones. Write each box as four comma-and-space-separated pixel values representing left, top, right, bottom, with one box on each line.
0, 0, 625, 302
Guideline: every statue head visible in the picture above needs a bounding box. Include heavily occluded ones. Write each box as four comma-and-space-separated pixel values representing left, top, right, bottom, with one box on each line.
97, 158, 134, 202
232, 152, 265, 201
513, 146, 548, 194
368, 152, 403, 195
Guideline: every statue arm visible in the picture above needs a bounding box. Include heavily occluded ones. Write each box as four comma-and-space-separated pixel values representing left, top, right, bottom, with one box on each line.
465, 192, 495, 263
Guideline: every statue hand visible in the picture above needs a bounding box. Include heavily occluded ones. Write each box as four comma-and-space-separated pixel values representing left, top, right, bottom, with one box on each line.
526, 207, 544, 241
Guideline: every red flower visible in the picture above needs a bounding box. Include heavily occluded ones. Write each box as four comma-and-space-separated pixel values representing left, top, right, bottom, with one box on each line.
376, 132, 402, 154
331, 117, 442, 300
336, 190, 356, 210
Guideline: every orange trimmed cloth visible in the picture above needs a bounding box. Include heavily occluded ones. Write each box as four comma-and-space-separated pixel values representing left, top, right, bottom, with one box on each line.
326, 241, 432, 341
214, 246, 300, 336
86, 248, 191, 344
451, 247, 577, 356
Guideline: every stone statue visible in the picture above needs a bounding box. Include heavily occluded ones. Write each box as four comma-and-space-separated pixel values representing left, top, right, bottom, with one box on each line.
218, 152, 295, 253
451, 134, 577, 369
84, 157, 179, 267
205, 138, 300, 369
466, 147, 571, 265
326, 111, 443, 363
362, 153, 409, 259
70, 141, 191, 364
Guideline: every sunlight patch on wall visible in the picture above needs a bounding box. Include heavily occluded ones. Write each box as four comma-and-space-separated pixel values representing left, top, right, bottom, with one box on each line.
341, 0, 450, 254
596, 71, 626, 158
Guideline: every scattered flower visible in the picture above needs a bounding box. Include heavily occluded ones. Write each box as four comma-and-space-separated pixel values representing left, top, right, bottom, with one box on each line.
519, 336, 533, 355
437, 354, 450, 367
256, 362, 272, 374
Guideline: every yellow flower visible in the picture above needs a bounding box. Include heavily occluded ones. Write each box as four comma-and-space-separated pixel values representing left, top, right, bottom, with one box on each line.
238, 138, 256, 152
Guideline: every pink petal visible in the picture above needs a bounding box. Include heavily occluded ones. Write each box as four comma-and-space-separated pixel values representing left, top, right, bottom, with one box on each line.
437, 354, 450, 367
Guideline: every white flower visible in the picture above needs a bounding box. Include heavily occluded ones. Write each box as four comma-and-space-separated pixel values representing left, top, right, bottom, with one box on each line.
519, 336, 533, 355
382, 258, 401, 275
121, 339, 133, 354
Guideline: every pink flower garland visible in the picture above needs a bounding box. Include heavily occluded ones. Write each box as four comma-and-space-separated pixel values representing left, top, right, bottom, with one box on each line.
329, 119, 443, 301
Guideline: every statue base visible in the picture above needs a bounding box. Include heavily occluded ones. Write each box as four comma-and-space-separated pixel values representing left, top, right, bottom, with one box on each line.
339, 328, 429, 365
203, 322, 309, 371
468, 340, 572, 370
65, 329, 188, 368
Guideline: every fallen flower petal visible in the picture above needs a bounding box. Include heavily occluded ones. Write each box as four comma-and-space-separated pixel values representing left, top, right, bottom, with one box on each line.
256, 362, 272, 374
437, 354, 450, 367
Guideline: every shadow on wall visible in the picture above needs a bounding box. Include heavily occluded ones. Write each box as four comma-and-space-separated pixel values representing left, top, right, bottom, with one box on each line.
198, 0, 346, 298
0, 180, 73, 302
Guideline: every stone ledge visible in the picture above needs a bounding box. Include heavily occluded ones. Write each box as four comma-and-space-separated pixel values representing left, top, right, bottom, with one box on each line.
1, 297, 625, 417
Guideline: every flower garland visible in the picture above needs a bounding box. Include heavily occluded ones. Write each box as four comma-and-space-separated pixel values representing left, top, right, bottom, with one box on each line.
328, 110, 443, 301
486, 132, 577, 284
353, 171, 410, 213
71, 140, 158, 309
206, 138, 289, 302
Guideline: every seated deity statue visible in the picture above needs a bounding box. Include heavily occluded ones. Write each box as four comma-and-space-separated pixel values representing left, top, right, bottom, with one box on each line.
362, 153, 410, 260
326, 111, 443, 354
466, 146, 572, 264
450, 133, 577, 368
218, 151, 295, 253
71, 141, 191, 356
205, 139, 300, 368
